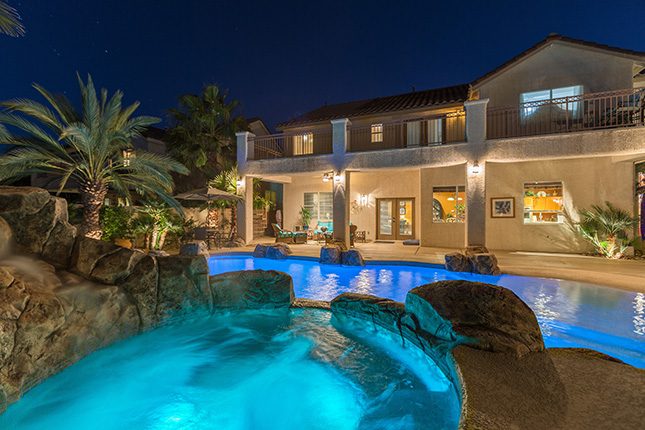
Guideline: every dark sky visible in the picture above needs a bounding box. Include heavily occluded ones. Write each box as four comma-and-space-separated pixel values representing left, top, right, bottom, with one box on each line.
1, 0, 644, 131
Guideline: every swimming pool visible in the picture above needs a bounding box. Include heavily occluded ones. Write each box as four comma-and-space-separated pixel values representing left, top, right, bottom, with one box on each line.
208, 254, 645, 368
0, 308, 461, 430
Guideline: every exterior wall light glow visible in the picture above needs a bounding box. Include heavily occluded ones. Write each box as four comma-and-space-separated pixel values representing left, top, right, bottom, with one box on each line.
471, 161, 480, 175
236, 179, 243, 188
334, 173, 342, 183
322, 172, 333, 182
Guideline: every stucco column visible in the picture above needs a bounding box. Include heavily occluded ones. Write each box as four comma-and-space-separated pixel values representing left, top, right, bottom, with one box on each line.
464, 99, 489, 248
332, 170, 350, 248
236, 131, 255, 174
464, 99, 488, 143
465, 162, 486, 247
331, 118, 350, 170
236, 176, 254, 244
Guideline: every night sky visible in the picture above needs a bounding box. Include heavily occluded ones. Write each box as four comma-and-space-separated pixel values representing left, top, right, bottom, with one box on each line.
1, 0, 644, 130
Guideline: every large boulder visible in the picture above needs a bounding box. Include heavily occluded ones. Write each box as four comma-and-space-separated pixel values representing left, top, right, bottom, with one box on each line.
445, 252, 471, 272
70, 237, 120, 279
0, 187, 69, 256
469, 253, 501, 276
179, 240, 209, 257
265, 243, 292, 259
252, 244, 267, 258
320, 245, 342, 264
341, 249, 365, 266
331, 293, 405, 332
406, 280, 544, 356
156, 255, 211, 318
0, 217, 12, 259
210, 270, 294, 309
41, 221, 77, 268
90, 248, 146, 285
119, 255, 159, 329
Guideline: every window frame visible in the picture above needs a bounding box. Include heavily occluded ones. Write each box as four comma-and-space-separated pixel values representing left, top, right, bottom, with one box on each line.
520, 85, 583, 118
370, 123, 383, 143
522, 181, 564, 224
303, 191, 333, 225
432, 185, 466, 224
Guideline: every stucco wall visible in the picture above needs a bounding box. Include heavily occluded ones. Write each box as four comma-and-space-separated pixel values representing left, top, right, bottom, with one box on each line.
283, 175, 333, 231
477, 43, 636, 108
348, 170, 420, 241
420, 164, 467, 248
485, 156, 638, 252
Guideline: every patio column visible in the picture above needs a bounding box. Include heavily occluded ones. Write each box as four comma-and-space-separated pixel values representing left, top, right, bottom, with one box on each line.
237, 176, 254, 244
331, 118, 350, 170
236, 131, 255, 174
464, 99, 489, 247
332, 170, 351, 248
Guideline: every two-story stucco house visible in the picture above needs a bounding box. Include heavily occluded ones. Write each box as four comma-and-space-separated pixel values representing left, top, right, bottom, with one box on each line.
235, 34, 645, 253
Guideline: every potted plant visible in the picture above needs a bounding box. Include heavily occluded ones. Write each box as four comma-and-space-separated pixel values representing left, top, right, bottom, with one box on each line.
300, 206, 312, 230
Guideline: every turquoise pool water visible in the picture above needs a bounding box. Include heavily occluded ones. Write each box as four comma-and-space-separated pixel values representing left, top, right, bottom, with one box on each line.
0, 309, 461, 430
208, 254, 645, 368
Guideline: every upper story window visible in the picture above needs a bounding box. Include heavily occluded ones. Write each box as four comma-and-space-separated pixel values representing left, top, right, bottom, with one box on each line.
293, 132, 314, 155
520, 85, 583, 118
524, 182, 564, 223
371, 124, 383, 143
122, 149, 135, 167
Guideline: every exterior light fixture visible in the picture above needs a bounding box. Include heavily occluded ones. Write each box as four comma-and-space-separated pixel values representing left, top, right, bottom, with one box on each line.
236, 179, 243, 188
471, 161, 480, 175
322, 172, 333, 182
333, 173, 342, 183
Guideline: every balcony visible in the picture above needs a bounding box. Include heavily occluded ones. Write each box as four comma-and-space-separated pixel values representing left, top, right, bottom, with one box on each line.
487, 88, 645, 139
252, 129, 332, 160
348, 111, 466, 152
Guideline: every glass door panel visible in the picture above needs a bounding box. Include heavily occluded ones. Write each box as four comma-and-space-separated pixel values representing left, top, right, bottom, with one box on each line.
377, 199, 394, 240
397, 199, 414, 239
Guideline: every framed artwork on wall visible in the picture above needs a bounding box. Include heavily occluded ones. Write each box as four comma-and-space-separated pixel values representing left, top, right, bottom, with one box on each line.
491, 197, 515, 218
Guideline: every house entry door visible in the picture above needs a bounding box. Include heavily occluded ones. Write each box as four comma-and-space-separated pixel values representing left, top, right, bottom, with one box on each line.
376, 198, 415, 240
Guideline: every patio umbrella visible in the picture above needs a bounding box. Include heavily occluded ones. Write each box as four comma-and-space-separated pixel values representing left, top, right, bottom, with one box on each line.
175, 187, 242, 202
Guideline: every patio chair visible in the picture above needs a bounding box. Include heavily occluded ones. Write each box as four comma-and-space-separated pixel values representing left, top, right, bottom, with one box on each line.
271, 223, 307, 244
350, 224, 358, 247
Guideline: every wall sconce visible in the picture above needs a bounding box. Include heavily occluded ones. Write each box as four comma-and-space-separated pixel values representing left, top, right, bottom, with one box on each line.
333, 172, 342, 183
471, 161, 480, 175
359, 194, 369, 207
236, 179, 243, 189
322, 172, 333, 183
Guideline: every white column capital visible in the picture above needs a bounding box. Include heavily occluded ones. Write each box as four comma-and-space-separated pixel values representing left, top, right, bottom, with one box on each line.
464, 98, 489, 108
331, 118, 351, 126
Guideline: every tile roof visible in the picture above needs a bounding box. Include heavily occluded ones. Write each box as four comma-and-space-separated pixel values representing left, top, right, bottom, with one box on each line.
471, 33, 645, 87
277, 84, 469, 128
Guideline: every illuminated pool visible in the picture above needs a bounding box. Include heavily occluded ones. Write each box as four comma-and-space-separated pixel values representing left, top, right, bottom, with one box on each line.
0, 309, 461, 430
208, 254, 645, 368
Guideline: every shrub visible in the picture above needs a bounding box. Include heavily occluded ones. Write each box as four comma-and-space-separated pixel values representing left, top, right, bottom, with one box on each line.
575, 202, 636, 259
100, 206, 133, 242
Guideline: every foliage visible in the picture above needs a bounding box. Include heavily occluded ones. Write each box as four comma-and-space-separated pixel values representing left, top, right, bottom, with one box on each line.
167, 85, 246, 177
0, 74, 189, 238
100, 206, 133, 241
131, 202, 184, 250
0, 1, 24, 37
209, 165, 241, 240
253, 178, 275, 210
575, 202, 636, 259
300, 206, 312, 227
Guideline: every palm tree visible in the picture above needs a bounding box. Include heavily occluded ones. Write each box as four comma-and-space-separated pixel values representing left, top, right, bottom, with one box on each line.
0, 1, 25, 37
209, 165, 240, 240
0, 74, 189, 239
167, 85, 246, 189
577, 202, 637, 258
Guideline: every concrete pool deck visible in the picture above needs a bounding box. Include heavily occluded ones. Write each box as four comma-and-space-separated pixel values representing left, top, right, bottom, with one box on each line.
211, 239, 645, 294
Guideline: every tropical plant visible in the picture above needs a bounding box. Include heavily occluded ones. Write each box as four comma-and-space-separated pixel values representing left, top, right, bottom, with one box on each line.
100, 206, 133, 242
167, 85, 246, 184
299, 206, 312, 228
253, 178, 274, 210
0, 74, 189, 239
575, 202, 636, 259
209, 165, 241, 240
0, 1, 24, 37
131, 202, 183, 251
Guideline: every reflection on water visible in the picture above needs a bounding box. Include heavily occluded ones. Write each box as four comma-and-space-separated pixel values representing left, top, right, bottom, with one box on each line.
634, 293, 645, 336
209, 255, 645, 368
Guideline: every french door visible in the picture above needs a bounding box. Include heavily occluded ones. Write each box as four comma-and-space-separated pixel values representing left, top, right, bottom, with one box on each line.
376, 198, 415, 240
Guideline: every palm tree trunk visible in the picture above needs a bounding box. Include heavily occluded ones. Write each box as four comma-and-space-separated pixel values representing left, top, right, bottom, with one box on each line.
80, 181, 108, 239
229, 204, 237, 241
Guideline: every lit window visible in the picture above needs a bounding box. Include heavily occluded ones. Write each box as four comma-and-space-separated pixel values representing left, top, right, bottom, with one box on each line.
432, 186, 465, 223
304, 192, 333, 228
523, 182, 564, 223
122, 149, 135, 167
293, 132, 314, 155
520, 85, 583, 118
371, 124, 383, 143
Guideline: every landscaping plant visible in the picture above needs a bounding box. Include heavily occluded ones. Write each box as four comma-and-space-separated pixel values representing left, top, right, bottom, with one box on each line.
575, 202, 636, 259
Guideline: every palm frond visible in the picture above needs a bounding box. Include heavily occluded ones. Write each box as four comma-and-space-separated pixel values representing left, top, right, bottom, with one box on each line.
0, 0, 25, 37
